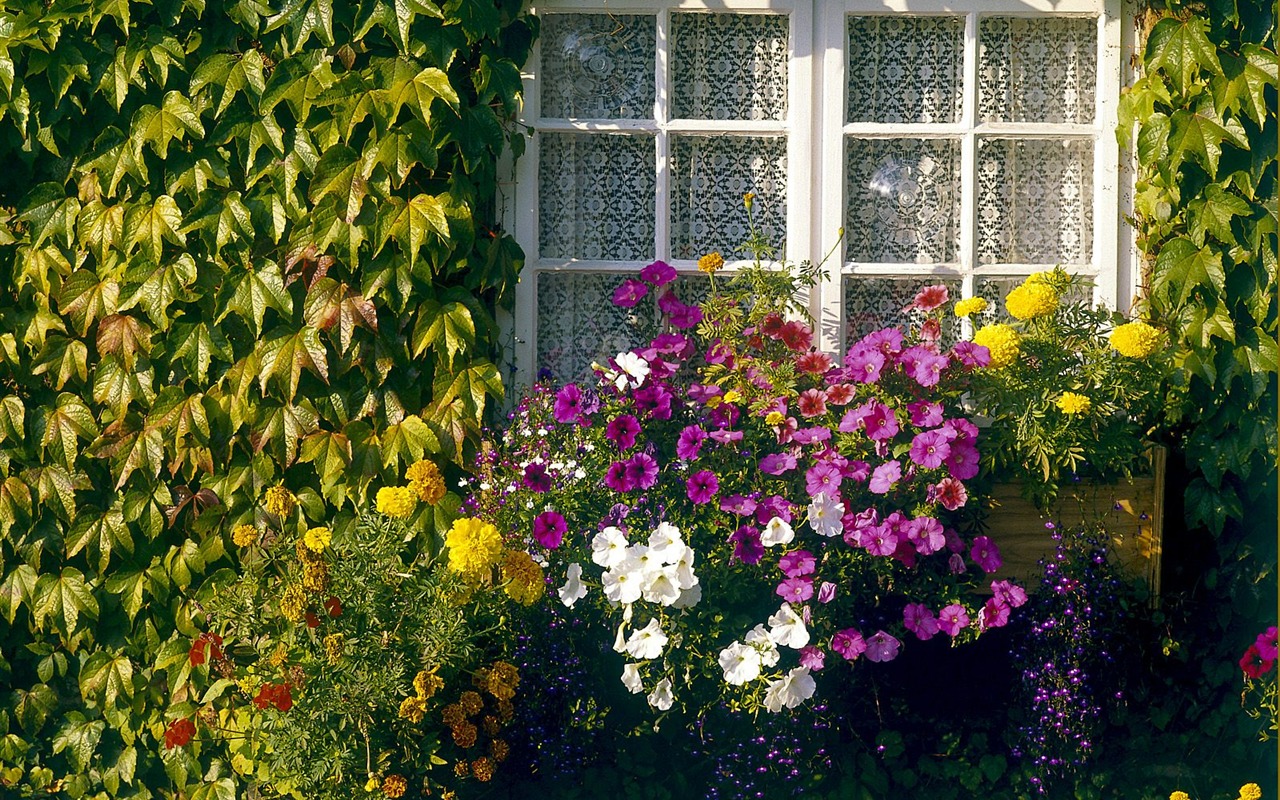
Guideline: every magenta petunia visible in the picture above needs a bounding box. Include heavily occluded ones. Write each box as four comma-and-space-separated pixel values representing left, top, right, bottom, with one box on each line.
903, 603, 941, 641
952, 340, 992, 369
633, 384, 673, 420
523, 463, 552, 493
640, 260, 677, 286
720, 494, 758, 517
685, 470, 719, 504
905, 516, 946, 555
759, 452, 798, 475
533, 511, 567, 549
667, 300, 703, 329
816, 581, 837, 604
805, 462, 843, 498
831, 628, 866, 661
938, 604, 970, 636
1256, 626, 1279, 662
604, 461, 633, 492
907, 400, 944, 428
705, 340, 735, 366
945, 443, 981, 480
798, 645, 826, 671
942, 418, 980, 445
980, 597, 1011, 629
676, 425, 707, 461
776, 576, 814, 604
778, 549, 816, 578
624, 453, 659, 491
899, 345, 950, 388
842, 507, 880, 548
612, 279, 649, 308
709, 428, 744, 444
863, 523, 899, 556
863, 401, 900, 441
796, 388, 828, 418
687, 384, 723, 404
650, 333, 692, 357
931, 477, 969, 511
729, 525, 764, 565
845, 346, 886, 384
605, 414, 642, 450
756, 495, 793, 524
990, 579, 1028, 609
858, 327, 904, 356
970, 535, 1002, 572
791, 427, 832, 445
553, 384, 586, 424
909, 430, 952, 470
864, 631, 902, 662
868, 460, 902, 495
843, 459, 871, 482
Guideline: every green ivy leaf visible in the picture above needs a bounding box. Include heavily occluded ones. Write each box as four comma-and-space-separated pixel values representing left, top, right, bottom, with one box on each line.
1145, 17, 1222, 97
66, 505, 131, 575
1154, 237, 1226, 307
251, 401, 319, 465
39, 393, 99, 469
31, 336, 90, 390
19, 183, 81, 250
34, 567, 98, 636
257, 326, 330, 400
1187, 184, 1252, 247
78, 649, 136, 708
380, 414, 441, 469
0, 564, 38, 624
51, 714, 106, 773
77, 200, 126, 265
299, 429, 351, 485
58, 270, 120, 337
0, 395, 25, 443
123, 195, 187, 264
377, 58, 460, 127
219, 263, 293, 336
131, 92, 205, 161
11, 685, 57, 734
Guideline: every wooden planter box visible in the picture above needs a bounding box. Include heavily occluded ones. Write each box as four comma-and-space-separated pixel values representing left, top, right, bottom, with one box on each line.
982, 448, 1166, 597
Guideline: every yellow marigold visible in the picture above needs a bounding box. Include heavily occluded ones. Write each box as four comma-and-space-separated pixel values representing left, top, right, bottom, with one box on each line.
445, 518, 504, 579
323, 633, 344, 663
697, 252, 725, 274
721, 389, 742, 404
501, 550, 545, 606
303, 561, 329, 592
406, 460, 447, 503
441, 703, 465, 728
1110, 320, 1161, 358
453, 761, 469, 778
231, 524, 258, 547
953, 297, 988, 317
414, 669, 444, 700
237, 675, 261, 696
376, 485, 418, 519
263, 486, 295, 518
485, 662, 520, 701
496, 699, 514, 723
280, 584, 307, 622
481, 714, 501, 736
971, 324, 1021, 369
398, 696, 427, 723
266, 644, 288, 669
765, 411, 785, 426
490, 739, 509, 762
459, 691, 484, 716
1005, 281, 1059, 320
381, 774, 407, 799
452, 720, 478, 748
1055, 392, 1092, 415
1239, 784, 1262, 800
471, 756, 495, 782
1168, 792, 1190, 800
302, 526, 331, 553
743, 192, 755, 209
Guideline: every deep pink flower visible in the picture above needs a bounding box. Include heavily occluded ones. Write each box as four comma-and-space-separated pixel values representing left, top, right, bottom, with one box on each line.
667, 301, 702, 329
624, 453, 659, 490
533, 511, 567, 549
605, 461, 634, 492
919, 316, 942, 343
760, 313, 785, 338
937, 604, 970, 636
720, 495, 758, 517
865, 631, 901, 662
705, 340, 735, 367
980, 597, 1011, 629
816, 581, 837, 604
905, 284, 949, 312
759, 452, 797, 475
640, 260, 677, 286
858, 328, 904, 356
523, 463, 552, 493
1256, 627, 1279, 662
709, 428, 743, 444
685, 470, 719, 504
797, 389, 828, 418
951, 340, 992, 369
633, 384, 672, 420
796, 351, 833, 374
845, 346, 886, 384
1241, 644, 1274, 678
605, 414, 641, 450
780, 321, 813, 352
909, 430, 952, 470
903, 603, 940, 641
729, 525, 764, 565
831, 629, 866, 661
687, 384, 722, 404
868, 460, 902, 495
650, 333, 692, 357
756, 495, 793, 524
945, 443, 981, 480
777, 576, 814, 604
778, 549, 816, 578
863, 402, 899, 441
843, 507, 880, 548
676, 425, 707, 461
612, 279, 649, 308
907, 401, 944, 428
970, 536, 1002, 572
791, 427, 832, 445
838, 403, 871, 433
931, 477, 969, 511
843, 460, 871, 483
805, 463, 843, 498
899, 345, 950, 388
553, 384, 586, 424
863, 523, 898, 557
905, 516, 946, 555
991, 579, 1028, 608
798, 646, 826, 671
942, 418, 980, 445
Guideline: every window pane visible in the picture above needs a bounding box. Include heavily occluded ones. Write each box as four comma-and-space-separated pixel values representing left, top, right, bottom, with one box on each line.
541, 14, 656, 120
845, 138, 962, 263
670, 13, 789, 121
670, 135, 787, 260
847, 16, 964, 124
976, 138, 1094, 265
537, 272, 642, 382
979, 17, 1097, 124
539, 133, 656, 261
844, 277, 962, 347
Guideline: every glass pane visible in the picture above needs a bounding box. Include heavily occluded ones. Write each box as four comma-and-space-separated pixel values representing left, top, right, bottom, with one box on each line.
539, 133, 656, 261
976, 138, 1094, 265
670, 135, 788, 260
844, 277, 961, 348
979, 17, 1097, 124
845, 138, 962, 263
847, 16, 964, 124
540, 14, 656, 120
671, 13, 789, 121
537, 273, 643, 383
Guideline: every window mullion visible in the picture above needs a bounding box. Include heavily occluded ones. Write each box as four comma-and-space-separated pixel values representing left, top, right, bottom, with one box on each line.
656, 8, 671, 263
960, 11, 979, 299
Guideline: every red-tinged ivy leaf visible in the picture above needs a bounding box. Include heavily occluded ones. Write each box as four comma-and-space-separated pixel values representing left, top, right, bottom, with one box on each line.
0, 477, 33, 542
251, 401, 320, 466
148, 389, 212, 442
299, 429, 351, 484
66, 505, 130, 575
33, 567, 98, 637
58, 270, 120, 336
76, 200, 126, 263
257, 326, 330, 400
0, 564, 38, 624
39, 393, 99, 469
283, 242, 335, 289
164, 486, 222, 528
1154, 237, 1227, 307
130, 92, 204, 161
1145, 17, 1222, 97
96, 314, 152, 370
380, 414, 441, 469
0, 395, 25, 443
32, 336, 90, 390
303, 279, 378, 355
122, 195, 186, 263
219, 263, 293, 336
19, 183, 81, 250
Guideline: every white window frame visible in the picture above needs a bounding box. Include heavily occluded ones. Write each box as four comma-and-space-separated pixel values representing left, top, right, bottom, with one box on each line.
508, 0, 1127, 387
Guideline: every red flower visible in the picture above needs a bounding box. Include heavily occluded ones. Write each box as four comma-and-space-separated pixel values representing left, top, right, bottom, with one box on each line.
1240, 644, 1274, 679
779, 321, 813, 353
796, 389, 828, 418
904, 284, 950, 312
164, 718, 196, 749
760, 313, 784, 338
253, 683, 294, 712
795, 351, 833, 375
324, 596, 343, 617
305, 612, 321, 628
189, 633, 224, 667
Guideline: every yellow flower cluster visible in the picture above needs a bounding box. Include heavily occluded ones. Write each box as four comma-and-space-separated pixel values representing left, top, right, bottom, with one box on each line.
481, 661, 521, 701
1055, 392, 1092, 415
954, 297, 988, 317
1238, 784, 1262, 800
1110, 320, 1161, 358
1005, 281, 1059, 320
445, 518, 504, 579
697, 252, 725, 274
375, 486, 418, 519
765, 411, 785, 425
232, 524, 258, 547
263, 486, 295, 518
471, 756, 495, 782
398, 695, 427, 723
302, 560, 329, 592
406, 460, 447, 504
1169, 792, 1190, 800
281, 584, 307, 622
972, 324, 1021, 369
452, 720, 478, 748
414, 669, 444, 700
323, 633, 344, 664
501, 550, 545, 605
381, 774, 407, 799
302, 526, 331, 553
459, 691, 484, 715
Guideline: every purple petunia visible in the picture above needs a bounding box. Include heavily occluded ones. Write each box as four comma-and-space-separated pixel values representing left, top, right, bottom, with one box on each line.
624, 453, 659, 491
776, 576, 814, 604
909, 430, 952, 470
553, 384, 587, 424
905, 516, 946, 555
605, 461, 634, 492
816, 581, 837, 604
903, 603, 941, 641
612, 279, 649, 308
970, 535, 1002, 572
798, 646, 826, 671
951, 340, 992, 369
945, 443, 981, 480
729, 525, 764, 565
778, 549, 816, 578
756, 495, 793, 524
831, 628, 866, 661
759, 452, 797, 475
899, 345, 950, 388
791, 427, 832, 445
863, 523, 899, 557
605, 414, 642, 450
845, 345, 887, 384
685, 470, 719, 504
676, 425, 707, 461
523, 463, 552, 493
868, 460, 902, 495
864, 631, 901, 662
858, 327, 904, 356
720, 494, 758, 517
633, 384, 673, 420
640, 260, 677, 286
907, 400, 944, 428
863, 401, 900, 441
533, 511, 567, 549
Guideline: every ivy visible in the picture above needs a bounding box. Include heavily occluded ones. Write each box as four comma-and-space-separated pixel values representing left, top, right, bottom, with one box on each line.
0, 0, 534, 796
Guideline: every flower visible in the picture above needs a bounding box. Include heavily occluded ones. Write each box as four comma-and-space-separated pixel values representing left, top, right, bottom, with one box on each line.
954, 297, 988, 317
299, 526, 330, 553
760, 516, 794, 547
625, 618, 670, 660
868, 460, 902, 494
252, 682, 293, 711
1169, 792, 1191, 800
909, 430, 952, 469
776, 576, 814, 603
971, 324, 1020, 368
1239, 644, 1273, 678
831, 629, 866, 661
641, 260, 677, 286
697, 252, 725, 273
797, 388, 828, 417
376, 486, 417, 518
807, 493, 845, 537
606, 414, 642, 450
763, 666, 817, 713
621, 663, 644, 694
647, 677, 674, 711
231, 524, 257, 547
676, 425, 707, 461
522, 462, 552, 492
324, 596, 343, 617
533, 511, 567, 549
1256, 626, 1278, 661
414, 669, 444, 700
1239, 784, 1262, 800
1056, 392, 1092, 415
970, 536, 1003, 572
399, 695, 427, 723
768, 603, 810, 649
905, 284, 950, 312
903, 603, 940, 640
445, 518, 504, 578
501, 550, 545, 605
864, 631, 901, 662
612, 279, 649, 308
1110, 320, 1161, 357
382, 775, 407, 798
472, 757, 496, 782
624, 453, 659, 490
280, 584, 307, 622
1004, 281, 1059, 320
799, 646, 826, 671
685, 470, 719, 504
778, 549, 816, 578
263, 485, 295, 517
189, 632, 224, 666
759, 452, 797, 475
406, 459, 447, 503
485, 662, 521, 700
931, 477, 969, 511
613, 351, 651, 388
718, 641, 763, 685
938, 603, 970, 636
164, 718, 196, 749
323, 633, 344, 663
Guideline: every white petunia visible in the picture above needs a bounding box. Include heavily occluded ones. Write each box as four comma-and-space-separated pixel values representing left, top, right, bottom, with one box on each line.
621, 663, 644, 694
558, 563, 588, 607
763, 666, 816, 713
625, 618, 669, 660
591, 527, 629, 569
614, 351, 651, 388
807, 492, 846, 538
626, 544, 662, 579
767, 602, 811, 649
760, 516, 795, 547
745, 623, 781, 667
671, 583, 702, 609
642, 565, 682, 606
647, 677, 674, 711
647, 522, 686, 563
718, 641, 763, 686
602, 565, 643, 605
673, 546, 699, 590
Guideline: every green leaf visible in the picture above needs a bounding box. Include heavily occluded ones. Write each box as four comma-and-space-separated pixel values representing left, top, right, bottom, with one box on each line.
191, 50, 266, 117
77, 200, 126, 265
1217, 46, 1280, 124
123, 195, 186, 263
257, 327, 330, 400
170, 321, 232, 384
302, 279, 378, 355
182, 191, 255, 254
0, 565, 38, 624
79, 650, 135, 708
377, 58, 460, 127
131, 91, 205, 160
103, 571, 146, 621
58, 270, 120, 336
308, 144, 370, 223
375, 193, 450, 271
40, 393, 99, 469
31, 336, 90, 390
52, 714, 105, 773
299, 429, 351, 484
380, 414, 442, 468
34, 568, 98, 636
1145, 17, 1222, 97
219, 263, 293, 336
1153, 237, 1226, 306
191, 779, 237, 800
92, 356, 150, 418
476, 54, 523, 113
20, 183, 81, 250
1165, 104, 1234, 179
66, 506, 131, 574
412, 296, 476, 362
12, 685, 56, 733
1187, 184, 1252, 247
0, 395, 25, 443
96, 313, 152, 370
251, 401, 319, 465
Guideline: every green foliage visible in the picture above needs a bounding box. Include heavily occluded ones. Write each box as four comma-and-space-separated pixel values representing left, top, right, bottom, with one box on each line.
0, 0, 534, 796
1119, 1, 1277, 536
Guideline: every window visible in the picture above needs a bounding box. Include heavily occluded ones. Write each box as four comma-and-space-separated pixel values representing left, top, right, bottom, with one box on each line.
509, 0, 1125, 385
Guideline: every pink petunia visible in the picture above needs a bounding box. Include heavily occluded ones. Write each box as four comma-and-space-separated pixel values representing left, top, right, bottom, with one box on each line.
780, 321, 814, 352
907, 401, 944, 428
778, 549, 816, 578
825, 383, 855, 405
605, 414, 642, 450
899, 345, 950, 388
991, 579, 1028, 608
776, 576, 815, 604
759, 452, 798, 475
797, 388, 828, 418
612, 279, 649, 308
945, 443, 981, 480
798, 645, 826, 671
863, 523, 899, 557
796, 351, 834, 374
980, 597, 1011, 629
868, 460, 902, 495
845, 346, 886, 384
858, 328, 904, 356
905, 516, 946, 555
1256, 626, 1279, 662
903, 603, 941, 641
951, 340, 992, 369
863, 402, 900, 441
805, 463, 843, 498
640, 260, 677, 286
905, 284, 950, 312
937, 604, 970, 636
831, 628, 866, 661
909, 430, 953, 470
720, 495, 758, 517
864, 631, 902, 662
756, 495, 793, 524
970, 535, 1002, 572
931, 477, 969, 511
685, 470, 719, 504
